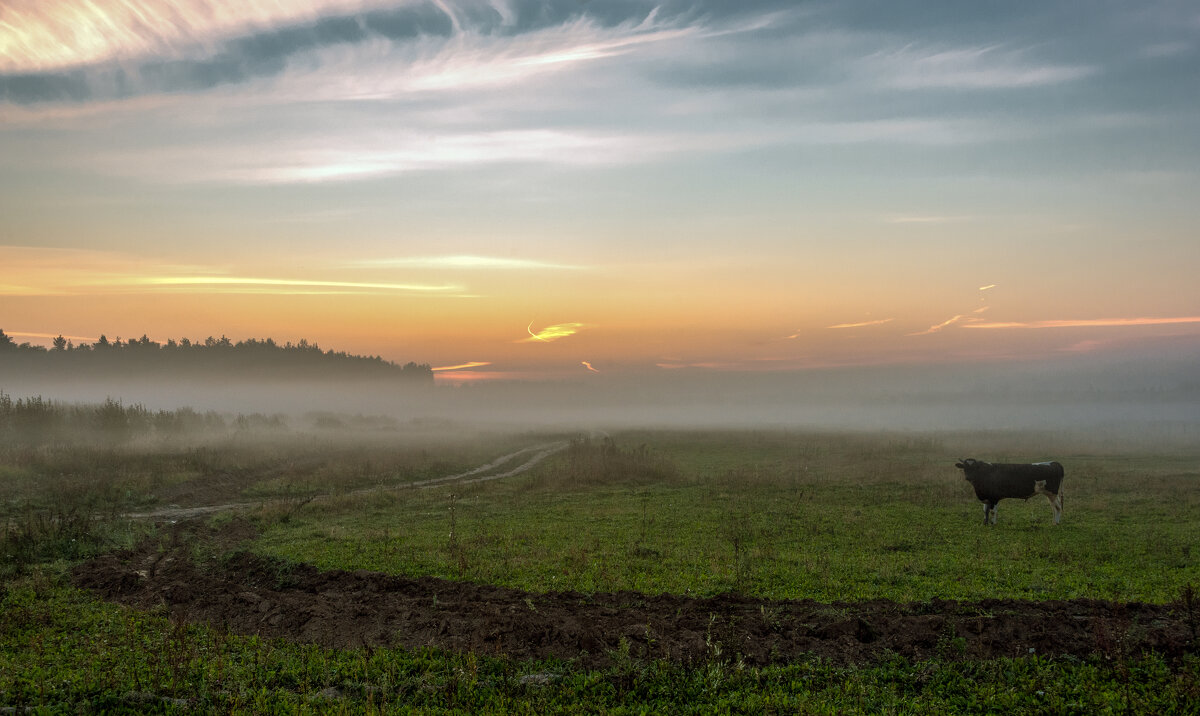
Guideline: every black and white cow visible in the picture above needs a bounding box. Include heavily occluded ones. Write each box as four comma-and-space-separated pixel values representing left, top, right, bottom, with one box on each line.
955, 458, 1065, 525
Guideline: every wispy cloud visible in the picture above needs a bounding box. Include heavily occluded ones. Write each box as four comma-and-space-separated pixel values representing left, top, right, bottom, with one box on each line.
654, 360, 751, 370
2, 330, 97, 342
656, 361, 718, 370
1141, 41, 1194, 59
966, 316, 1200, 329
885, 215, 970, 224
1062, 339, 1107, 353
0, 282, 60, 296
0, 245, 464, 296
431, 361, 492, 372
0, 1, 688, 103
827, 318, 894, 329
909, 315, 966, 336
3, 3, 1098, 192
348, 255, 583, 271
581, 360, 598, 373
91, 129, 642, 184
979, 284, 997, 291
62, 113, 1003, 187
0, 245, 197, 296
521, 321, 584, 343
0, 0, 395, 73
780, 118, 1003, 146
867, 44, 1096, 90
134, 276, 462, 293
392, 23, 697, 95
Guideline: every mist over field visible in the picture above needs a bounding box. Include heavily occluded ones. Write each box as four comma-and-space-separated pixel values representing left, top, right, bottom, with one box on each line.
5, 339, 1199, 444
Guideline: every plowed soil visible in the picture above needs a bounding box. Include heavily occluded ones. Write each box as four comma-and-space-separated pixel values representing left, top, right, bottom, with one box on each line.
73, 522, 1198, 668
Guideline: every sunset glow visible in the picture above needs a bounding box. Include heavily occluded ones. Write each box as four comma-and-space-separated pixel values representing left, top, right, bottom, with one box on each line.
2, 1, 1198, 380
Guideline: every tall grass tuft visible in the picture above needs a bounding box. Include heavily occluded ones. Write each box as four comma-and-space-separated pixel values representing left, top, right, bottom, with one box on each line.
0, 391, 228, 448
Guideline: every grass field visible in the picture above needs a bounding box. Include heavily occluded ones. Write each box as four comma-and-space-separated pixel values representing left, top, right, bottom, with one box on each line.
2, 416, 1198, 713
256, 430, 1199, 603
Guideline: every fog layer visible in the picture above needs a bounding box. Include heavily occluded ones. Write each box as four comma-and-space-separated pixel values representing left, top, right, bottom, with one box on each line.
5, 343, 1199, 446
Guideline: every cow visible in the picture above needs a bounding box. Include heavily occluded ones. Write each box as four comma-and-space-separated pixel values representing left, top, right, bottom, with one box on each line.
955, 458, 1064, 525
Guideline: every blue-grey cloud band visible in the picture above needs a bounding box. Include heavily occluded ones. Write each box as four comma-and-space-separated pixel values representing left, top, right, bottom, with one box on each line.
0, 0, 783, 104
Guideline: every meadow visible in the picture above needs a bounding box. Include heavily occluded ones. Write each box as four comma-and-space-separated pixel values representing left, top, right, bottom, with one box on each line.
255, 430, 1199, 604
1, 403, 1198, 713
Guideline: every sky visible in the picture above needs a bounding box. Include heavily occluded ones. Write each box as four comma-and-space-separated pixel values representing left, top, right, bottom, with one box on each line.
2, 0, 1199, 384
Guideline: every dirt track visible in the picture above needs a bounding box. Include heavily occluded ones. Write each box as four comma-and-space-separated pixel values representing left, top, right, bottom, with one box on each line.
73, 522, 1199, 668
123, 440, 570, 521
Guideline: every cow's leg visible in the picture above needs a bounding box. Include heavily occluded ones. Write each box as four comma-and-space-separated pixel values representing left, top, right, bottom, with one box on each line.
990, 502, 998, 525
1040, 487, 1063, 524
1034, 480, 1062, 524
982, 502, 991, 525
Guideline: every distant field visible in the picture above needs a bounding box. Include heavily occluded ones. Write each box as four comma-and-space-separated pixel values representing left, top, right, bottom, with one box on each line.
255, 429, 1200, 604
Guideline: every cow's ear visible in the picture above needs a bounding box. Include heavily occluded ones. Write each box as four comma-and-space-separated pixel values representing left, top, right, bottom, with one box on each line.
955, 461, 966, 469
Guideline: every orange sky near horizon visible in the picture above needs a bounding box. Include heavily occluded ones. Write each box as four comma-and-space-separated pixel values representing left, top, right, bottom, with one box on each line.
6, 239, 1200, 382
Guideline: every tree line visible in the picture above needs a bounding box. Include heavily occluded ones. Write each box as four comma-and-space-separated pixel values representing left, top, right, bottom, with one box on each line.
0, 329, 433, 382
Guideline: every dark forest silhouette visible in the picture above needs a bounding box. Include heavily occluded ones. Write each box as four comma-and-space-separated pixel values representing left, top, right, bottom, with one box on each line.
0, 329, 432, 382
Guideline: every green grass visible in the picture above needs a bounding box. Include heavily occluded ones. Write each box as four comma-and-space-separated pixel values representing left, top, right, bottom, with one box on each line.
255, 432, 1200, 603
3, 567, 1196, 714
0, 421, 543, 581
3, 425, 1199, 712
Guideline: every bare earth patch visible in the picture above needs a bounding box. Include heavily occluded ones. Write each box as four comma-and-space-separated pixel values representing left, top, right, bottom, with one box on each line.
72, 522, 1197, 669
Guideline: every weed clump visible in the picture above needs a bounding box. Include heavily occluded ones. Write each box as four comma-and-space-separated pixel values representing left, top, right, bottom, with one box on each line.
560, 436, 680, 486
1, 492, 138, 579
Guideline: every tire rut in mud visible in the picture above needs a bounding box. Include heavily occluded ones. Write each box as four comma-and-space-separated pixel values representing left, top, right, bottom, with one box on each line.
71, 524, 1198, 669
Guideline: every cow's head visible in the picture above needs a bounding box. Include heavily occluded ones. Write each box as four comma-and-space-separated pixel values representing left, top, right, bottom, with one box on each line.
955, 458, 987, 477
